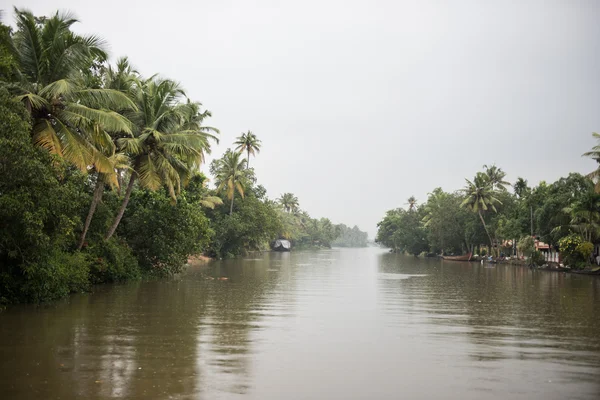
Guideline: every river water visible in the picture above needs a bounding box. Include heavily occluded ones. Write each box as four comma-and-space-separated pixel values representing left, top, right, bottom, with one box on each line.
0, 247, 599, 399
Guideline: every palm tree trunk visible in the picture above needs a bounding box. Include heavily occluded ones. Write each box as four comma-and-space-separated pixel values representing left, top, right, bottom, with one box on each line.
105, 173, 136, 240
77, 174, 105, 250
247, 149, 250, 168
117, 169, 123, 196
478, 211, 494, 257
229, 195, 234, 215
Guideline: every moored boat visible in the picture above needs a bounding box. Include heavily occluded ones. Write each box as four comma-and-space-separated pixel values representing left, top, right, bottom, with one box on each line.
272, 239, 291, 252
441, 253, 472, 261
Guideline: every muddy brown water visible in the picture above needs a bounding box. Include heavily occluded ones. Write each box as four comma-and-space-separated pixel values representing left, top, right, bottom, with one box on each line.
1, 247, 599, 399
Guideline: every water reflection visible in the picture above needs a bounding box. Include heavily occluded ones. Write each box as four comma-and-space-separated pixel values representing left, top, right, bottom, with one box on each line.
376, 252, 600, 399
0, 248, 599, 399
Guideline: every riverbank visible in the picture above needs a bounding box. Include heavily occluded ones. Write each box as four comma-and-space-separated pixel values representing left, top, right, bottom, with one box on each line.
502, 258, 600, 275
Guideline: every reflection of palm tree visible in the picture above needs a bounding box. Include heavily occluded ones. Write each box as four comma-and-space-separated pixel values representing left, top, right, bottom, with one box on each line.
461, 173, 502, 256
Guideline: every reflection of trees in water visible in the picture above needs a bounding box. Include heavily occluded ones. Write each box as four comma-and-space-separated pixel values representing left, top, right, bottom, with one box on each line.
62, 280, 209, 399
376, 252, 600, 394
0, 254, 293, 399
196, 252, 291, 396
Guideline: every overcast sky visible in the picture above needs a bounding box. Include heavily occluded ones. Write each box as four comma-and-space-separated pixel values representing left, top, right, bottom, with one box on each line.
7, 0, 600, 237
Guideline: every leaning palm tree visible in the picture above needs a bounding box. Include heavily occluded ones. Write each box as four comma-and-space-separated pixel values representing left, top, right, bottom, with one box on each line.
77, 152, 130, 249
212, 149, 248, 215
461, 172, 502, 256
279, 192, 299, 213
9, 8, 135, 171
483, 164, 510, 191
234, 130, 261, 168
582, 132, 600, 192
105, 77, 218, 239
77, 59, 140, 249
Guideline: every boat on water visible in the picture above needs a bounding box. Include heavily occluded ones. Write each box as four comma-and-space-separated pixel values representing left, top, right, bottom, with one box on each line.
272, 239, 291, 252
441, 253, 472, 261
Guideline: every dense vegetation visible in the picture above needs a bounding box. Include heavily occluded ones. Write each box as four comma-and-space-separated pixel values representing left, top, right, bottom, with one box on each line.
0, 9, 366, 304
376, 160, 600, 269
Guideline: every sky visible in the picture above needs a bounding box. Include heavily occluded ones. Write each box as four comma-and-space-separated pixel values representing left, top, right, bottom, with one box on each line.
6, 0, 600, 237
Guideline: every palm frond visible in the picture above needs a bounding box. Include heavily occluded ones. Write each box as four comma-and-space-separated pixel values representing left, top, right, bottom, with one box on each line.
39, 78, 77, 99
15, 92, 49, 111
77, 88, 137, 111
63, 103, 133, 134
32, 119, 62, 156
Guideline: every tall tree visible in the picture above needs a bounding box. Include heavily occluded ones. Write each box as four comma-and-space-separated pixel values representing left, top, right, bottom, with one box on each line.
513, 177, 530, 198
563, 189, 600, 242
483, 164, 510, 191
234, 130, 261, 168
406, 196, 417, 211
582, 132, 600, 192
461, 172, 502, 256
77, 58, 139, 249
212, 149, 249, 215
105, 77, 218, 239
279, 192, 299, 213
9, 8, 136, 171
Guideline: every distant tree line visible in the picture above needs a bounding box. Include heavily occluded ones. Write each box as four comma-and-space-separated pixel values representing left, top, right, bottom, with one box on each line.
376, 158, 600, 269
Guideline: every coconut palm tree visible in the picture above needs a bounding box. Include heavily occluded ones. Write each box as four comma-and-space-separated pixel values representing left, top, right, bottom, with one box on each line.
279, 193, 299, 213
483, 164, 510, 191
461, 172, 502, 256
105, 77, 218, 239
513, 177, 530, 198
212, 149, 248, 215
582, 132, 600, 192
77, 152, 130, 249
563, 190, 600, 242
77, 59, 140, 249
9, 8, 136, 171
234, 130, 261, 168
406, 196, 417, 211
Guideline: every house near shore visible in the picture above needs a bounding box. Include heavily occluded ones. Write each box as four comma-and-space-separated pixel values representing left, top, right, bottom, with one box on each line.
535, 239, 560, 263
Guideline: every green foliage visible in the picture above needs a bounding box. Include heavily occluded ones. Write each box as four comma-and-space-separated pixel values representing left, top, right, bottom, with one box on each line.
20, 250, 90, 303
0, 87, 88, 303
376, 207, 429, 255
86, 238, 140, 283
119, 190, 213, 275
422, 188, 474, 253
559, 234, 585, 268
530, 250, 546, 266
0, 21, 17, 80
332, 224, 368, 247
295, 217, 339, 249
576, 242, 593, 263
210, 149, 250, 215
207, 189, 281, 258
279, 192, 299, 213
517, 236, 535, 258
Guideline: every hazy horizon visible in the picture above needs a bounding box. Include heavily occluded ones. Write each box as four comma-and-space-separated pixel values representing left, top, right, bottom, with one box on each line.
7, 0, 600, 237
